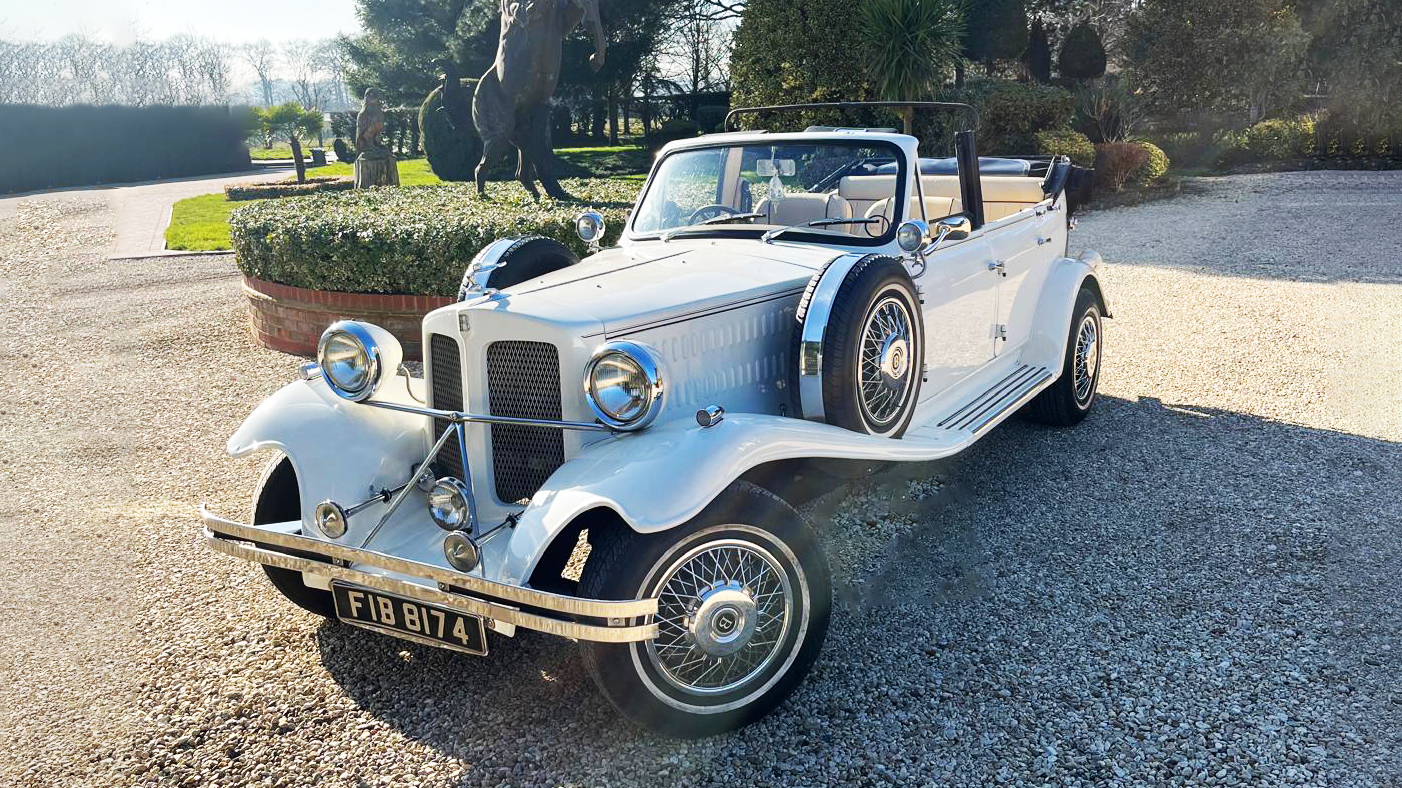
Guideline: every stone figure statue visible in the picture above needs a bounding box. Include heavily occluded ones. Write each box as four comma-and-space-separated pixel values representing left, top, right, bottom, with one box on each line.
354, 88, 400, 188
471, 0, 607, 200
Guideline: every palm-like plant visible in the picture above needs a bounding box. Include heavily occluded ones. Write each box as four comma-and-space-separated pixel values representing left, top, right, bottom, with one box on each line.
857, 0, 966, 135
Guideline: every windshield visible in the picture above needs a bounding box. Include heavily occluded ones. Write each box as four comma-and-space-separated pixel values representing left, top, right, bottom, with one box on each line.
630, 140, 905, 245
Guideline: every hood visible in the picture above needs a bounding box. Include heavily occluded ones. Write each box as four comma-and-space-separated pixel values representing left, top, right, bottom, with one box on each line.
497, 239, 838, 335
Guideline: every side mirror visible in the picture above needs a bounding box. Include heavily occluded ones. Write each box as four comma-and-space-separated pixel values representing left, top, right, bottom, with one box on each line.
575, 211, 606, 253
929, 215, 972, 250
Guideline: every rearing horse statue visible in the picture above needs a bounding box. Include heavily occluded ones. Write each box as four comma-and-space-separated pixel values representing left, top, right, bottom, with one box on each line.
473, 0, 606, 200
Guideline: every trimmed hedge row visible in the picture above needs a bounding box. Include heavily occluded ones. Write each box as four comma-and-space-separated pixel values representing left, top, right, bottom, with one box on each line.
230, 179, 641, 297
225, 176, 353, 201
0, 104, 252, 194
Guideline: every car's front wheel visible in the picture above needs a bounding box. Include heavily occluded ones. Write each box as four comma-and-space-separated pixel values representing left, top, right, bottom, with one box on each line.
579, 482, 831, 738
253, 455, 336, 618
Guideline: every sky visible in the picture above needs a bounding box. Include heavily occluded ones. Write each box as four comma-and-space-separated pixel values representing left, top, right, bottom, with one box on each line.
0, 0, 363, 44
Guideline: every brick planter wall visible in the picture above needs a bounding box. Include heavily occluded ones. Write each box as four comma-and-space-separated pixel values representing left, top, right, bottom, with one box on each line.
241, 276, 454, 361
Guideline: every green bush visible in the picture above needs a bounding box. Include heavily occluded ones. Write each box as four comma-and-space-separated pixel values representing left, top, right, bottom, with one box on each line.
0, 104, 252, 194
1035, 129, 1096, 167
1058, 23, 1107, 81
1132, 139, 1170, 183
914, 78, 1075, 156
419, 80, 481, 182
225, 177, 354, 201
1240, 115, 1317, 160
230, 179, 641, 297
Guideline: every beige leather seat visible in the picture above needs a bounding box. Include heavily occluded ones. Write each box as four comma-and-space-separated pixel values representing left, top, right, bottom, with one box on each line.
844, 173, 1048, 225
755, 192, 852, 226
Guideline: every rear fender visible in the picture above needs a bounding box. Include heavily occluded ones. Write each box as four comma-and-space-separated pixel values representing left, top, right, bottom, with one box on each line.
1024, 251, 1110, 368
227, 379, 430, 528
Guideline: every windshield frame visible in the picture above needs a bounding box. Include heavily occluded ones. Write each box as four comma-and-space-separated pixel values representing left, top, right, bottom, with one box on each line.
625, 137, 908, 248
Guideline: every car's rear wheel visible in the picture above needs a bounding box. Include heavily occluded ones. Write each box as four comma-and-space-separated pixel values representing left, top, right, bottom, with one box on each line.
795, 255, 923, 438
253, 455, 336, 618
1024, 286, 1103, 426
579, 482, 831, 738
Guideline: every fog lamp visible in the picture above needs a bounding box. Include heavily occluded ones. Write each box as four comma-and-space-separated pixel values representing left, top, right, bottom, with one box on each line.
443, 531, 481, 573
428, 478, 473, 531
314, 500, 348, 538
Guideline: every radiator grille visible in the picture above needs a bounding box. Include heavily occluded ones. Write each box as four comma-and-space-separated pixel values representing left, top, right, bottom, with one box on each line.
485, 341, 565, 503
428, 333, 465, 482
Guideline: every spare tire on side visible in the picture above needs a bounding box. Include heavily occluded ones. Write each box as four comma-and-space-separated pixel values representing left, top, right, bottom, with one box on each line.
457, 236, 579, 300
793, 254, 924, 438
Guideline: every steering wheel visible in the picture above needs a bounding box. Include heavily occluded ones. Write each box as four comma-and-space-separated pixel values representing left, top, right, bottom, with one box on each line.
688, 204, 742, 225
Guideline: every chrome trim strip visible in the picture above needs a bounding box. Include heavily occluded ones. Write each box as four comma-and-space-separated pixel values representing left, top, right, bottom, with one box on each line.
363, 400, 612, 432
796, 253, 868, 422
937, 363, 1053, 433
202, 508, 658, 622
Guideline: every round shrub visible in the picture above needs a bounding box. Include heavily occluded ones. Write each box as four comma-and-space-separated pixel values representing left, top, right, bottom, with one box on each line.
419, 80, 481, 182
1132, 139, 1170, 183
1094, 142, 1150, 192
914, 78, 1074, 156
1242, 115, 1317, 161
1035, 129, 1096, 167
230, 179, 641, 297
1058, 23, 1107, 81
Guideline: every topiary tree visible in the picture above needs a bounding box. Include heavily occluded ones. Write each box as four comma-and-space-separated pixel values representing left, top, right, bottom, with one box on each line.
960, 0, 1030, 85
857, 0, 965, 135
1023, 20, 1052, 83
419, 79, 481, 182
1058, 22, 1107, 82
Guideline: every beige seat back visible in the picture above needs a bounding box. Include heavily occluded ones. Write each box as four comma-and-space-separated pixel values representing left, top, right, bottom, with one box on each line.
755, 192, 852, 226
846, 173, 1048, 225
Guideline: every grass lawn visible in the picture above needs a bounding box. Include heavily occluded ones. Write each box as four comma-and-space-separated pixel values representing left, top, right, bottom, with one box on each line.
165, 193, 238, 251
248, 141, 335, 160
167, 150, 653, 252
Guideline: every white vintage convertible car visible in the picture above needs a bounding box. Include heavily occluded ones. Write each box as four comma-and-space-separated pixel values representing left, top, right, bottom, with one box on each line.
203, 102, 1109, 737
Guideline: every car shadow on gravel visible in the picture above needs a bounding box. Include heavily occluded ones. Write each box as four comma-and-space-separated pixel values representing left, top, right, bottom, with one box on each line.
310, 393, 1400, 784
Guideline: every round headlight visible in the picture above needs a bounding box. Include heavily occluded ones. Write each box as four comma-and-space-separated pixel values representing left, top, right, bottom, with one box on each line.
428, 477, 472, 531
584, 341, 663, 430
576, 211, 606, 244
896, 219, 928, 253
316, 321, 398, 402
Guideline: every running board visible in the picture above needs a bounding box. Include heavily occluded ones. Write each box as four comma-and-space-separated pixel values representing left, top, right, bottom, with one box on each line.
937, 363, 1053, 434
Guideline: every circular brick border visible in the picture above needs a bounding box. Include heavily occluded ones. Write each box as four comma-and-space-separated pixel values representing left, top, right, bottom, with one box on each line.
241, 276, 453, 361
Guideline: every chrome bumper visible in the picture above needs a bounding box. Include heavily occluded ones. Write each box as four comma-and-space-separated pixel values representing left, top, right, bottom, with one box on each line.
201, 507, 658, 643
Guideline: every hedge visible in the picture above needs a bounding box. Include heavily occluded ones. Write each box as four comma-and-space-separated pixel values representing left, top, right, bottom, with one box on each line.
230, 179, 641, 297
0, 104, 252, 194
915, 78, 1076, 157
225, 176, 353, 201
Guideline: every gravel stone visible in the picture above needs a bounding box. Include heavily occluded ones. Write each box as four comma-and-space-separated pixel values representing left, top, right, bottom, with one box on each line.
1, 170, 1399, 786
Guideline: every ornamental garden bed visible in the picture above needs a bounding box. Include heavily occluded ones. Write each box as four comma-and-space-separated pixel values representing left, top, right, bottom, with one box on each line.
225, 176, 354, 201
230, 178, 640, 357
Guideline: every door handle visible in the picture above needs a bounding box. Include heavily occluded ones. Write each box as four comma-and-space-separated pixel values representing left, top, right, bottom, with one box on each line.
988, 260, 1006, 275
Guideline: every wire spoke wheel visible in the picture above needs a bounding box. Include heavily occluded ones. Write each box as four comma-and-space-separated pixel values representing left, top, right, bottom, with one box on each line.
1073, 313, 1099, 405
856, 293, 916, 427
646, 538, 795, 696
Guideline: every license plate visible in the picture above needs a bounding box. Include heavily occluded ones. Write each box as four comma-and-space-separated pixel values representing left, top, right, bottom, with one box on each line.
331, 583, 488, 656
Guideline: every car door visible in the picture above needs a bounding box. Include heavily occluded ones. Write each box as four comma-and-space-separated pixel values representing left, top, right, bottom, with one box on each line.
918, 233, 999, 398
986, 207, 1060, 356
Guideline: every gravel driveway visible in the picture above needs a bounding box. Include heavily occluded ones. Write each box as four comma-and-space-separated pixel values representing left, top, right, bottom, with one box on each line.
1, 171, 1398, 787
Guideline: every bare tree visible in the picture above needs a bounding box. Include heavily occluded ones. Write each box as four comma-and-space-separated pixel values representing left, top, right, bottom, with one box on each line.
0, 34, 236, 106
282, 38, 327, 110
241, 39, 278, 107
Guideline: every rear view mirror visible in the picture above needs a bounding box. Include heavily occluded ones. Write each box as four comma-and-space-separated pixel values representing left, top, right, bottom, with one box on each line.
756, 159, 797, 177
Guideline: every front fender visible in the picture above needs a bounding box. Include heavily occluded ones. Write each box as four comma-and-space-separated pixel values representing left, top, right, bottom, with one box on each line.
500, 412, 966, 585
228, 378, 430, 529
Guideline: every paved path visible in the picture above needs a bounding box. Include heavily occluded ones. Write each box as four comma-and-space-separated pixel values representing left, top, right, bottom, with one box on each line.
0, 166, 294, 258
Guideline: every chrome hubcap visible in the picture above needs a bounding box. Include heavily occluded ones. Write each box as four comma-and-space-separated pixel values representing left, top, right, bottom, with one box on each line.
1074, 314, 1099, 404
859, 294, 916, 426
647, 540, 792, 695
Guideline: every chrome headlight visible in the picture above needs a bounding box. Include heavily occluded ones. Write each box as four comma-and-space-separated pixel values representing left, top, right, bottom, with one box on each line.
316, 321, 400, 402
583, 340, 663, 430
428, 477, 473, 531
